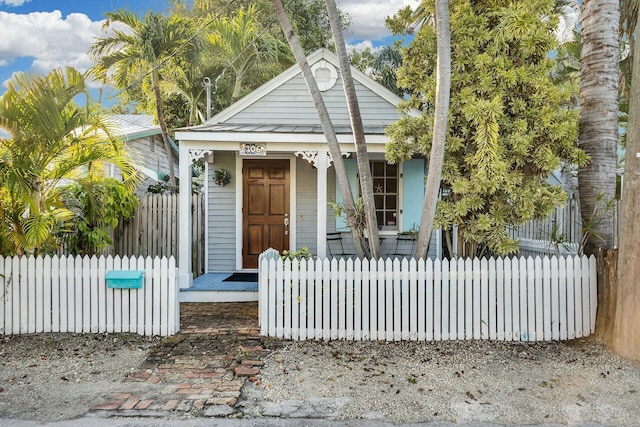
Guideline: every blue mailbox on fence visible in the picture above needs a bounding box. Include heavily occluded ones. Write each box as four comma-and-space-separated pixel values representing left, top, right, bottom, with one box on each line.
105, 270, 144, 289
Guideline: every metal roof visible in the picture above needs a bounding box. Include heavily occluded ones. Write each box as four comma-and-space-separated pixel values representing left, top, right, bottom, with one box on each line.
186, 123, 388, 135
104, 114, 159, 137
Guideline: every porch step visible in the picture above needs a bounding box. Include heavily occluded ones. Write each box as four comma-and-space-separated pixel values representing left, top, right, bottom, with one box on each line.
179, 290, 258, 303
181, 272, 259, 303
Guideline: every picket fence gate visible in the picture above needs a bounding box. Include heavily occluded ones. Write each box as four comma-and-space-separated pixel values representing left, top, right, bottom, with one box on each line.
0, 255, 179, 336
258, 249, 597, 342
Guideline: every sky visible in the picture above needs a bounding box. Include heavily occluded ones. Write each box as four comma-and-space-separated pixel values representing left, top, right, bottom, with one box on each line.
0, 0, 420, 89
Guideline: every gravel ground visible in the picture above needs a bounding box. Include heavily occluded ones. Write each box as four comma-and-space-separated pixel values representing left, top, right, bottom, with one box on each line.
2, 332, 640, 425
0, 333, 160, 422
257, 338, 640, 425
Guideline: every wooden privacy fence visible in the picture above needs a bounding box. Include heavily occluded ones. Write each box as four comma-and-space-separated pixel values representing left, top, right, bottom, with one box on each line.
102, 194, 204, 278
258, 249, 597, 342
0, 255, 179, 336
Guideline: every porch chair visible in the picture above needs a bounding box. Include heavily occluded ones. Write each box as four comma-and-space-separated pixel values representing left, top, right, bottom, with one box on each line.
390, 232, 417, 259
326, 232, 355, 259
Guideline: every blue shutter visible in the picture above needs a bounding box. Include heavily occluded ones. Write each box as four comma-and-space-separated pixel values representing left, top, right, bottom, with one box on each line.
402, 158, 425, 232
335, 158, 359, 231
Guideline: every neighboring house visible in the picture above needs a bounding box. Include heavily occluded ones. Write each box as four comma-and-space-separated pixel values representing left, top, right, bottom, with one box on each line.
104, 114, 178, 194
175, 48, 442, 288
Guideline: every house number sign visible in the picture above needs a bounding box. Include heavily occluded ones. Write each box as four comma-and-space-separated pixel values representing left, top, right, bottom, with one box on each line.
239, 143, 267, 156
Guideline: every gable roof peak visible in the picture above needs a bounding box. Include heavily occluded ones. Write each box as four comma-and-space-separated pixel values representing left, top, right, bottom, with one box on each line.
198, 47, 417, 128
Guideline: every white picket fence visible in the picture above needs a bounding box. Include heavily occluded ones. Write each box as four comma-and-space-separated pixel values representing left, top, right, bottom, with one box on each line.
0, 255, 179, 336
258, 249, 597, 342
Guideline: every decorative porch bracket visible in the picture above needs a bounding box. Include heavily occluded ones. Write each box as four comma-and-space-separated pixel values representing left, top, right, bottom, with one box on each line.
189, 149, 213, 164
295, 151, 350, 169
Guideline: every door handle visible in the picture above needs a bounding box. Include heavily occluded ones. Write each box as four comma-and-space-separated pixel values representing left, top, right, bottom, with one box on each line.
284, 218, 289, 226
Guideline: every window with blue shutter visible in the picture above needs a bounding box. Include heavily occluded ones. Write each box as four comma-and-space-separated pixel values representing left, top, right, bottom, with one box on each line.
334, 158, 425, 233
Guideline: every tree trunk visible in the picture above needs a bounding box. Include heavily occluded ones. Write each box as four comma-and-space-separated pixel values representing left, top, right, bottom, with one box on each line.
325, 0, 379, 259
594, 248, 618, 345
612, 12, 640, 360
152, 70, 177, 188
231, 70, 244, 103
272, 0, 366, 258
415, 0, 451, 260
578, 0, 619, 255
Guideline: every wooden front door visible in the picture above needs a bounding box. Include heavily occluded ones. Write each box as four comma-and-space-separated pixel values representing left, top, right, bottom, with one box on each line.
243, 159, 290, 268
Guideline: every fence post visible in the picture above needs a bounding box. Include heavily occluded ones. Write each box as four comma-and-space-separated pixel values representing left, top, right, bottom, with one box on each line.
169, 257, 180, 335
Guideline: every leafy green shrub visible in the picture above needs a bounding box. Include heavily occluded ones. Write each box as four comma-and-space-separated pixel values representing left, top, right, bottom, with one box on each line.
281, 247, 312, 261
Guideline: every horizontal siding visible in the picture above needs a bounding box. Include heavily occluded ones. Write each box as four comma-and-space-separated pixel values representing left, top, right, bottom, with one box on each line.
230, 73, 400, 128
327, 167, 338, 234
109, 134, 177, 195
295, 158, 318, 255
208, 152, 236, 272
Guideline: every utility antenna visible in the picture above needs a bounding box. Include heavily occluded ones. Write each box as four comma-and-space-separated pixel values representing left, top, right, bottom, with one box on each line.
202, 77, 212, 121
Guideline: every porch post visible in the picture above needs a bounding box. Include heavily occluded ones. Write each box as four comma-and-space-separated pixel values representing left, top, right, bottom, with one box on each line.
316, 151, 328, 259
178, 145, 193, 289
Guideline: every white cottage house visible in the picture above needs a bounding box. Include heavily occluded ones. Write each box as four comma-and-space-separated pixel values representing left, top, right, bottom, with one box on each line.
175, 49, 441, 300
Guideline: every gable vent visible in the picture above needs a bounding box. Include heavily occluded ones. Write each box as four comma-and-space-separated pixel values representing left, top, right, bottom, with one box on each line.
311, 60, 338, 91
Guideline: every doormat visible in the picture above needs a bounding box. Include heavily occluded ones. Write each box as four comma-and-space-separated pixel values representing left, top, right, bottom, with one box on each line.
222, 272, 258, 282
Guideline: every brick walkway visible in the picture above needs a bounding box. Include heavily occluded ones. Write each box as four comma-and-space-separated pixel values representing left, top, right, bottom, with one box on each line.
90, 302, 276, 417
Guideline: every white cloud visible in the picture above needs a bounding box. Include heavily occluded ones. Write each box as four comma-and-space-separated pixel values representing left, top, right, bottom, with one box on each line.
0, 10, 104, 86
347, 40, 375, 53
338, 0, 420, 41
0, 0, 31, 6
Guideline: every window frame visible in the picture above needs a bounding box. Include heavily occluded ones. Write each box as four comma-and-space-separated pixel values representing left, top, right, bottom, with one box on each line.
367, 160, 400, 232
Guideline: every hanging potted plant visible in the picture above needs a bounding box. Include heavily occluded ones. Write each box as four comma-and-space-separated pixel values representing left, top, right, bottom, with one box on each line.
213, 168, 231, 186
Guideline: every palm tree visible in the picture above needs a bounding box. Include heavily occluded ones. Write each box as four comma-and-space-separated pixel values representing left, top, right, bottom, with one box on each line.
325, 0, 380, 258
612, 0, 640, 361
89, 10, 195, 188
577, 0, 619, 254
162, 62, 228, 125
415, 0, 451, 260
0, 67, 138, 256
272, 0, 368, 258
207, 5, 282, 102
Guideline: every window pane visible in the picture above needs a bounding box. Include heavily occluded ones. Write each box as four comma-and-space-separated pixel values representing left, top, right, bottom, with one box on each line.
385, 212, 397, 226
372, 162, 384, 176
373, 178, 385, 193
386, 178, 398, 194
377, 211, 384, 226
386, 163, 398, 176
374, 195, 384, 209
386, 195, 397, 209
